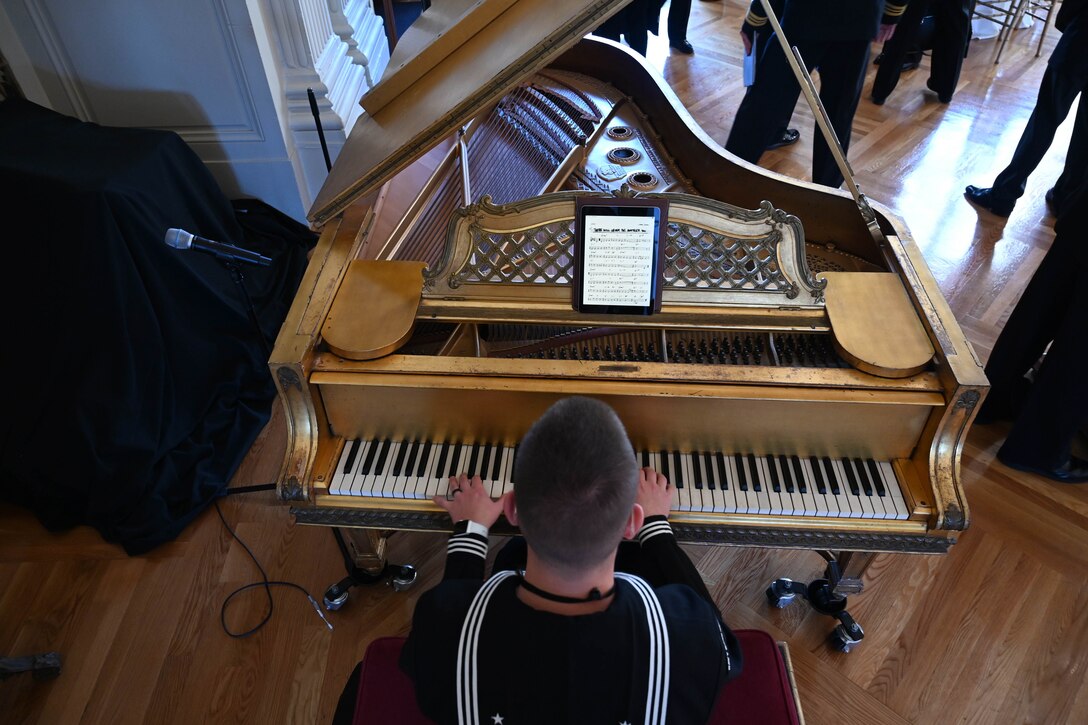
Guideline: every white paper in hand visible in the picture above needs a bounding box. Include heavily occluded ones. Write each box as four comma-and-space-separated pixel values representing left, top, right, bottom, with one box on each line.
743, 36, 757, 87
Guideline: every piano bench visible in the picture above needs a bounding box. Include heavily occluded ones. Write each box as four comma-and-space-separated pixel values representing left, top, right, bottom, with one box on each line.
348, 630, 804, 724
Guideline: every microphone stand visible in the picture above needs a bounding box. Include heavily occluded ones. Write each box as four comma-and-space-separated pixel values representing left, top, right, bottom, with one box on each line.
222, 259, 272, 362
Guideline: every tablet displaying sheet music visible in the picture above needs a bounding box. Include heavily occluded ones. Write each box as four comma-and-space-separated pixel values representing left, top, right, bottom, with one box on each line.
573, 197, 668, 315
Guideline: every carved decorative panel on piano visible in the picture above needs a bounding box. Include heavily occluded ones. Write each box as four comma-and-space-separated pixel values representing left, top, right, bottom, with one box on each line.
271, 0, 987, 564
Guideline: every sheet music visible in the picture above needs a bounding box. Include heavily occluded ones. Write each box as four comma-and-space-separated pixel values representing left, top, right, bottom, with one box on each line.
581, 215, 655, 307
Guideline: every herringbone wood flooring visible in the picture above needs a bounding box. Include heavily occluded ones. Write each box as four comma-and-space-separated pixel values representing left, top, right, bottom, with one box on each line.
3, 2, 1087, 723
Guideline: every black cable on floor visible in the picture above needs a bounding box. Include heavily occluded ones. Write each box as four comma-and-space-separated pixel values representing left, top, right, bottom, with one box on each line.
215, 498, 333, 638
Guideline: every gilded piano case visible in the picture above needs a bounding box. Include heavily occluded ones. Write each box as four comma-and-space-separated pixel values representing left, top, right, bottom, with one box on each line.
270, 0, 987, 566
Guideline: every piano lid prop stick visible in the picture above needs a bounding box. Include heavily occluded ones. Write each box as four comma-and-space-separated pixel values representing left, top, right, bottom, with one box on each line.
756, 0, 884, 242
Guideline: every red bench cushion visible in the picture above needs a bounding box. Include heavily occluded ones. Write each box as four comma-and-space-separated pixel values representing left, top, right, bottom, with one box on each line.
353, 629, 801, 724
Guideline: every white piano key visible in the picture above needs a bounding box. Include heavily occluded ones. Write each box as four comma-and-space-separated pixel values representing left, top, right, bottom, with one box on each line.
750, 457, 774, 515
377, 441, 402, 498
680, 452, 702, 512
393, 441, 417, 499
423, 442, 447, 499
879, 461, 910, 520
727, 454, 752, 515
702, 453, 719, 514
702, 453, 721, 512
793, 457, 821, 516
849, 459, 877, 520
349, 439, 376, 496
859, 460, 891, 520
713, 453, 738, 514
452, 443, 472, 480
496, 446, 513, 497
827, 458, 863, 518
331, 440, 356, 495
772, 457, 798, 515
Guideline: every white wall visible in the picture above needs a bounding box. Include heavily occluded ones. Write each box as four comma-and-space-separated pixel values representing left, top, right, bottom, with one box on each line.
0, 0, 388, 223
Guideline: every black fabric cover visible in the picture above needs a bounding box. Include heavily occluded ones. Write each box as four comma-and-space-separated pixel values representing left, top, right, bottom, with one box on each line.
0, 99, 315, 554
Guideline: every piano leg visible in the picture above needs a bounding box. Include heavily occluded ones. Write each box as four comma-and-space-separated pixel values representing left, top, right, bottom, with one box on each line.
322, 528, 418, 611
766, 550, 871, 653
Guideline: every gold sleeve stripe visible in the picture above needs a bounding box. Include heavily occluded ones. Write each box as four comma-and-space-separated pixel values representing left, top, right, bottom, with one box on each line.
883, 3, 908, 17
745, 9, 768, 27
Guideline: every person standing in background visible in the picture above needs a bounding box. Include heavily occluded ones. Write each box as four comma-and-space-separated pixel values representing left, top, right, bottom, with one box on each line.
964, 0, 1087, 217
652, 0, 696, 54
726, 0, 904, 188
870, 0, 976, 105
975, 182, 1088, 483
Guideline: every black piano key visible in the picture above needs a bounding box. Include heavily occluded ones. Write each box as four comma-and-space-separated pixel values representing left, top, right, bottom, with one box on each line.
403, 440, 419, 478
747, 453, 762, 492
853, 458, 873, 496
715, 452, 728, 490
379, 442, 399, 495
476, 443, 491, 480
641, 449, 650, 469
866, 459, 887, 496
448, 443, 467, 478
511, 444, 519, 484
466, 442, 481, 478
417, 440, 433, 478
672, 451, 684, 488
692, 453, 704, 489
767, 455, 781, 492
373, 440, 393, 477
360, 437, 381, 475
790, 456, 807, 494
491, 443, 503, 482
778, 454, 795, 493
703, 452, 716, 490
734, 453, 748, 491
434, 440, 451, 480
482, 443, 495, 480
343, 439, 361, 474
809, 455, 827, 494
821, 456, 840, 495
391, 441, 409, 476
658, 451, 670, 484
842, 457, 860, 496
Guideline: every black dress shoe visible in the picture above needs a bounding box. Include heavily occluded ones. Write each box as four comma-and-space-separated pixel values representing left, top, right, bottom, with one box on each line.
871, 94, 886, 106
902, 53, 922, 72
964, 185, 1015, 217
766, 128, 800, 150
997, 453, 1088, 484
670, 39, 694, 54
1045, 187, 1063, 217
926, 78, 952, 104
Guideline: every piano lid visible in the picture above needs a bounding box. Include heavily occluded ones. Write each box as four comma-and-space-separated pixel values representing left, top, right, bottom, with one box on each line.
308, 0, 631, 226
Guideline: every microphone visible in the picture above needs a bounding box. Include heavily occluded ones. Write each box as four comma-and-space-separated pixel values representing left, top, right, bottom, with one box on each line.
164, 228, 272, 267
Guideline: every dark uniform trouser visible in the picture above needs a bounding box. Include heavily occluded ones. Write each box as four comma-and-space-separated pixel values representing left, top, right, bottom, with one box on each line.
979, 212, 1088, 469
990, 37, 1088, 206
870, 0, 973, 101
596, 0, 650, 55
725, 37, 870, 188
667, 0, 691, 43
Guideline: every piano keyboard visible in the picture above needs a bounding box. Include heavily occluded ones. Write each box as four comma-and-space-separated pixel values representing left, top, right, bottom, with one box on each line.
329, 439, 911, 521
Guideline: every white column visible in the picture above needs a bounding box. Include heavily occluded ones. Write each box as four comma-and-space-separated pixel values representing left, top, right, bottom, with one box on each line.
251, 0, 388, 215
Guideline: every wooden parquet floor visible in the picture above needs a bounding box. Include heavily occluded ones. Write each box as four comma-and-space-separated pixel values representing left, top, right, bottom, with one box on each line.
3, 2, 1087, 723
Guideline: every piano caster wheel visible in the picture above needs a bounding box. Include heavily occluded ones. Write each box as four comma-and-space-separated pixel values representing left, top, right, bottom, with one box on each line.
323, 576, 354, 611
391, 565, 418, 592
829, 615, 864, 653
766, 578, 799, 609
830, 625, 863, 653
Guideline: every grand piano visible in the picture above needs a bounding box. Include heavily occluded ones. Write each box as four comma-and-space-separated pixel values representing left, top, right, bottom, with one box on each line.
270, 0, 987, 581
